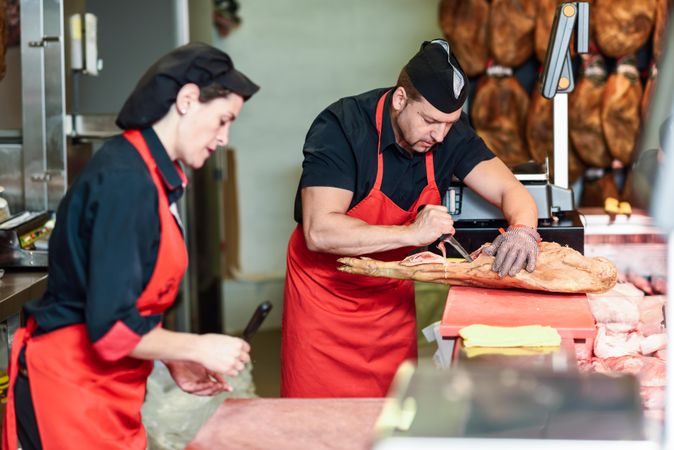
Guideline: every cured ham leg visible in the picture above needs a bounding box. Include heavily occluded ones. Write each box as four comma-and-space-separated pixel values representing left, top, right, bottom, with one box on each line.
337, 242, 617, 294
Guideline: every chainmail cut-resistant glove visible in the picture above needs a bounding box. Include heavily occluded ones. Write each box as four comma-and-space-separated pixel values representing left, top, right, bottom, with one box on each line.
482, 225, 541, 278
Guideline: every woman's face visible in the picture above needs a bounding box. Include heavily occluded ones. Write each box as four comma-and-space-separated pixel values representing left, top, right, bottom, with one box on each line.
175, 92, 244, 169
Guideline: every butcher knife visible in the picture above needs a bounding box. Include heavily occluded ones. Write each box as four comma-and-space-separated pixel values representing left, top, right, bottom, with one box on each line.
242, 301, 273, 342
416, 204, 473, 262
440, 234, 474, 263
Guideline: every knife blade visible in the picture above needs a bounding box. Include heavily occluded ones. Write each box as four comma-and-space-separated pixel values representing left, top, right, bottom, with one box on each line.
441, 234, 474, 263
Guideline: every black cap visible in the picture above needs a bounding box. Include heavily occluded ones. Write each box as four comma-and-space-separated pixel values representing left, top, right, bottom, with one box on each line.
116, 42, 260, 129
404, 39, 469, 114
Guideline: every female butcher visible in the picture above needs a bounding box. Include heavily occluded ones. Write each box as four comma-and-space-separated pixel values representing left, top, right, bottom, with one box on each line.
2, 43, 259, 450
282, 39, 539, 398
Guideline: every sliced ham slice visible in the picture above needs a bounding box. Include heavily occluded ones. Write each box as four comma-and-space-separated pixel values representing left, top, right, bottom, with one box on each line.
400, 251, 448, 267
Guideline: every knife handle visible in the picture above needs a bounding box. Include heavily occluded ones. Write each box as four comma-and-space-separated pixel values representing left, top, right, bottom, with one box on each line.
242, 301, 273, 342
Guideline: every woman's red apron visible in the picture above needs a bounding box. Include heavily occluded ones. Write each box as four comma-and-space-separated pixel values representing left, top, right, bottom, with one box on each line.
282, 91, 442, 398
2, 130, 188, 450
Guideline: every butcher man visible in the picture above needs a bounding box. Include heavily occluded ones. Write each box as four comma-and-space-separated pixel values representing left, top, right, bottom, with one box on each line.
282, 39, 539, 398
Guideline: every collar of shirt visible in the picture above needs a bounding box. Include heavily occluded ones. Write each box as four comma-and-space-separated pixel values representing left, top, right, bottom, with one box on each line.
379, 90, 415, 160
141, 128, 187, 202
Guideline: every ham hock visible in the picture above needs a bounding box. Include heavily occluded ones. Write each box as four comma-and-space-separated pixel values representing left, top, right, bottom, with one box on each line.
337, 242, 617, 294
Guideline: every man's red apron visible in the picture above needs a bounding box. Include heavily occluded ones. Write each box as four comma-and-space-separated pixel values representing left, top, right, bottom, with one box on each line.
282, 91, 442, 398
2, 130, 188, 450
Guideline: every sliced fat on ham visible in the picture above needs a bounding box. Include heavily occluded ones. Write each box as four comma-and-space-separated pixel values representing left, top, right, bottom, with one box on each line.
400, 251, 448, 267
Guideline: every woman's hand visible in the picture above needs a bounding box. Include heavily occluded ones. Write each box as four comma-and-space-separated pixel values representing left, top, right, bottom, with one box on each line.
193, 334, 251, 376
164, 360, 232, 395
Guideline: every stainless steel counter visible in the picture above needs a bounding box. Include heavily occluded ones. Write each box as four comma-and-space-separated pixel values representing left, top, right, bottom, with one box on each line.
0, 271, 47, 322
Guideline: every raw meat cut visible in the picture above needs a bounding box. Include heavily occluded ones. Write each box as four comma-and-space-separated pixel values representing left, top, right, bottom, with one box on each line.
338, 241, 617, 294
638, 295, 666, 337
601, 57, 643, 165
593, 326, 641, 358
526, 80, 584, 183
471, 69, 531, 167
586, 283, 641, 332
594, 0, 657, 58
438, 0, 490, 77
489, 0, 536, 67
640, 334, 667, 356
569, 53, 611, 168
589, 355, 665, 387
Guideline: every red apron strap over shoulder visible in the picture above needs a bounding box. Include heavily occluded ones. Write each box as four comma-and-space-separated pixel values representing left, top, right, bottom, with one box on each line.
282, 92, 441, 398
2, 130, 188, 450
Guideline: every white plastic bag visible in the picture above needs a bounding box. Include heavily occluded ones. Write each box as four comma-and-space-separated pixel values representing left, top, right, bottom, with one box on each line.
142, 361, 255, 450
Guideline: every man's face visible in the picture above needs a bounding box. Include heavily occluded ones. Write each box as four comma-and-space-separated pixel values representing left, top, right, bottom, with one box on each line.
392, 91, 462, 153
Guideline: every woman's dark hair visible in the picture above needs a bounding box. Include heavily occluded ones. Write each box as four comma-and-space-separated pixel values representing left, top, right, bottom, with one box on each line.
199, 82, 233, 102
396, 68, 422, 102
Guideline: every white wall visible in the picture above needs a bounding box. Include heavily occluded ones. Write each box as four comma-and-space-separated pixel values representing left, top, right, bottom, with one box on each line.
216, 0, 440, 276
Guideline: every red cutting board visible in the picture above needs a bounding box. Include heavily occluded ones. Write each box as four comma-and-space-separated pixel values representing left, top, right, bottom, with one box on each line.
439, 286, 596, 340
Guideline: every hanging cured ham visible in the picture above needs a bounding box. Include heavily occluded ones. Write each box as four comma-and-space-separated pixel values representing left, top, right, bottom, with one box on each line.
569, 53, 612, 168
534, 0, 577, 64
489, 0, 536, 67
580, 170, 619, 208
653, 0, 670, 63
438, 0, 490, 77
471, 66, 531, 167
601, 57, 643, 166
337, 241, 618, 294
526, 79, 585, 184
0, 0, 6, 81
641, 63, 657, 120
594, 0, 657, 58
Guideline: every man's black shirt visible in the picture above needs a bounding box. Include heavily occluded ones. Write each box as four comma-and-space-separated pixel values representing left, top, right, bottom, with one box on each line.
294, 88, 494, 223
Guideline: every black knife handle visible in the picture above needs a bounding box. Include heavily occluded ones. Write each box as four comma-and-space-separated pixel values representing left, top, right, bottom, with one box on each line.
243, 301, 273, 342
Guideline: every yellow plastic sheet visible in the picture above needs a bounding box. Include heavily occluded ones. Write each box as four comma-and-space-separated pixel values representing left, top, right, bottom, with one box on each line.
459, 324, 562, 348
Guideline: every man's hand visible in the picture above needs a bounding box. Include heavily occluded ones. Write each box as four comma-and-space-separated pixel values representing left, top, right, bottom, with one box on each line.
164, 360, 232, 396
411, 205, 455, 246
482, 225, 541, 277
